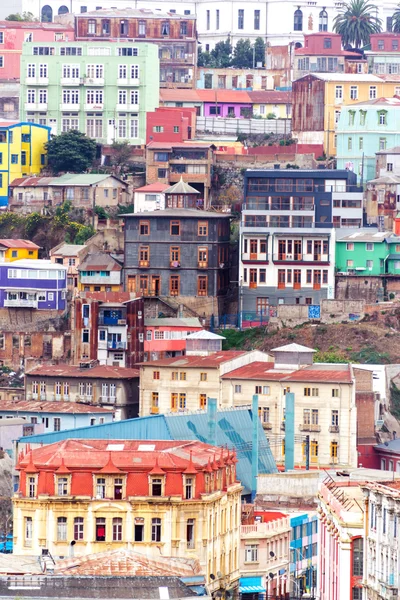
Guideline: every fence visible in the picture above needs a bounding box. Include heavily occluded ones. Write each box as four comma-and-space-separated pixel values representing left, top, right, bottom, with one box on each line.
196, 117, 292, 136
210, 312, 269, 330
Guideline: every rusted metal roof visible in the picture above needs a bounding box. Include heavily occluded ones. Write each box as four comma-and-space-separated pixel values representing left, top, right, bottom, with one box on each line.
222, 362, 352, 384
197, 89, 252, 103
0, 238, 40, 250
26, 365, 139, 379
54, 549, 203, 577
0, 399, 112, 414
140, 351, 247, 368
78, 252, 122, 272
247, 91, 292, 104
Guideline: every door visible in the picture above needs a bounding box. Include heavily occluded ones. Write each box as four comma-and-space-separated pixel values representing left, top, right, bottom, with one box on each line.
151, 275, 160, 296
107, 119, 115, 144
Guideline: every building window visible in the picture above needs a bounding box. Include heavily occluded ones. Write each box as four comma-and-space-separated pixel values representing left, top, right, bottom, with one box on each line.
28, 476, 36, 498
254, 9, 260, 30
187, 518, 195, 549
200, 394, 207, 409
57, 476, 68, 496
206, 10, 210, 30
200, 372, 207, 381
185, 477, 194, 500
323, 37, 331, 48
134, 522, 144, 541
379, 137, 387, 150
352, 538, 363, 576
152, 518, 161, 541
179, 393, 186, 409
54, 417, 61, 431
139, 221, 150, 235
359, 137, 364, 150
171, 220, 180, 235
366, 242, 374, 251
352, 588, 362, 600
369, 86, 377, 100
151, 477, 163, 496
319, 9, 328, 32
235, 385, 242, 393
74, 517, 84, 541
96, 517, 106, 541
112, 517, 122, 541
348, 137, 353, 150
198, 276, 208, 296
96, 477, 106, 498
153, 371, 160, 380
198, 221, 208, 236
350, 86, 358, 100
245, 544, 258, 562
379, 111, 387, 125
170, 275, 180, 296
25, 517, 33, 546
57, 517, 67, 541
151, 392, 159, 412
238, 9, 244, 29
330, 441, 338, 458
311, 440, 318, 461
161, 21, 170, 35
294, 8, 303, 31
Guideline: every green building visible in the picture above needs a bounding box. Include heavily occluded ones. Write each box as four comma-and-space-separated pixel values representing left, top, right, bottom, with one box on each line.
336, 230, 400, 301
20, 41, 159, 145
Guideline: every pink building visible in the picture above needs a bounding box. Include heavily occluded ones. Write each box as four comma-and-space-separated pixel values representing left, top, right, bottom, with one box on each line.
0, 21, 74, 80
240, 507, 291, 598
144, 317, 204, 361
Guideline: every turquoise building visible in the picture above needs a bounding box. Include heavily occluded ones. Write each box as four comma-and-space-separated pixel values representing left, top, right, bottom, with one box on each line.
336, 97, 400, 183
20, 41, 159, 145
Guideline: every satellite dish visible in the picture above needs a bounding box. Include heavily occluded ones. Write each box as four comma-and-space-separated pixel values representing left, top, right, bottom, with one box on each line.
217, 571, 223, 578
269, 573, 275, 579
210, 574, 216, 581
269, 551, 275, 557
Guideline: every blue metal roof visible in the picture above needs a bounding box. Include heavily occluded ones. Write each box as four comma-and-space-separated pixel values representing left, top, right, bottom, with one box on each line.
20, 408, 277, 495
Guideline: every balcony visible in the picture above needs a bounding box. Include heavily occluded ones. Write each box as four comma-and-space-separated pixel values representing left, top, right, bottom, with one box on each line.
4, 298, 38, 308
59, 103, 81, 111
262, 422, 273, 430
273, 254, 330, 264
116, 103, 139, 111
25, 76, 49, 85
329, 425, 340, 433
299, 424, 321, 432
24, 102, 48, 111
80, 274, 120, 285
98, 316, 126, 326
170, 261, 181, 268
85, 77, 105, 86
139, 259, 150, 268
198, 261, 208, 269
150, 406, 159, 414
117, 78, 139, 86
241, 516, 290, 538
107, 341, 127, 350
60, 77, 81, 86
99, 396, 116, 404
84, 103, 104, 111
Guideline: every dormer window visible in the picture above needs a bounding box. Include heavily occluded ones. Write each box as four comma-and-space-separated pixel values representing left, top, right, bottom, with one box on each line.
323, 37, 332, 49
28, 476, 37, 498
151, 477, 163, 496
57, 476, 69, 496
114, 477, 123, 500
185, 476, 194, 499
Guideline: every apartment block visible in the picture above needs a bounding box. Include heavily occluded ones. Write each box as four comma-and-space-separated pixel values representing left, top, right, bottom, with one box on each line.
239, 169, 363, 314
19, 41, 159, 144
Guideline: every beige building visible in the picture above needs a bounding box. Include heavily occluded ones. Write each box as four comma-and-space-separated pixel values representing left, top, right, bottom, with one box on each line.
139, 350, 271, 416
221, 344, 356, 469
50, 243, 88, 289
13, 439, 242, 595
25, 364, 139, 420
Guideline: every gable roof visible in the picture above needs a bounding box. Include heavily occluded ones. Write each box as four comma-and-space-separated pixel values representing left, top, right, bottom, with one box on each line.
0, 239, 39, 250
134, 183, 170, 193
26, 365, 139, 379
50, 173, 125, 186
78, 252, 122, 272
271, 343, 316, 353
164, 178, 200, 195
50, 243, 87, 257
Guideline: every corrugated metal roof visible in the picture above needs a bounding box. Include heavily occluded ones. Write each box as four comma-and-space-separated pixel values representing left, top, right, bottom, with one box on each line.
50, 243, 86, 257
164, 178, 200, 195
26, 365, 139, 379
121, 208, 229, 219
139, 351, 247, 368
0, 239, 40, 250
186, 330, 225, 340
20, 408, 277, 495
81, 8, 196, 19
50, 173, 124, 186
0, 400, 112, 414
247, 91, 292, 103
134, 183, 170, 193
271, 343, 316, 353
196, 89, 252, 103
78, 252, 122, 272
144, 318, 202, 327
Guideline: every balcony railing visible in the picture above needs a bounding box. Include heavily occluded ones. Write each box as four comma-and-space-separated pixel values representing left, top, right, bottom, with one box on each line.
170, 261, 181, 268
139, 260, 150, 268
107, 341, 127, 350
273, 254, 330, 263
198, 261, 208, 268
299, 424, 321, 432
329, 425, 340, 433
99, 396, 116, 404
98, 316, 126, 326
4, 298, 38, 308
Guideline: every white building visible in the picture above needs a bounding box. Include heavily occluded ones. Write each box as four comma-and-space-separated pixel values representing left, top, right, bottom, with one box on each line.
10, 1, 399, 49
362, 480, 400, 600
133, 182, 168, 213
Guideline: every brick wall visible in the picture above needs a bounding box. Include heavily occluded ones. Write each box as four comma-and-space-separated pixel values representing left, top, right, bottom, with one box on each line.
356, 391, 376, 443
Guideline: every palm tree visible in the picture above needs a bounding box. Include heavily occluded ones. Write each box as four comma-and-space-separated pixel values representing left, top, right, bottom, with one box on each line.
333, 0, 382, 48
392, 4, 400, 32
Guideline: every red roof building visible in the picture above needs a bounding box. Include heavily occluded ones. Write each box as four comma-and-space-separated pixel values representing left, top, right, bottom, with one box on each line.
146, 107, 197, 144
13, 439, 242, 594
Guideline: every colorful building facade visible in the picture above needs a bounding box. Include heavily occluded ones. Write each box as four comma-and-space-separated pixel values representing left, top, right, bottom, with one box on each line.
0, 121, 50, 207
19, 41, 159, 144
144, 317, 204, 361
290, 513, 318, 596
0, 239, 39, 262
0, 259, 66, 310
13, 438, 242, 596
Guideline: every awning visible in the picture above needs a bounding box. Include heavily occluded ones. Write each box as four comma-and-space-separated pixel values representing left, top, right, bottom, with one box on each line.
239, 577, 266, 594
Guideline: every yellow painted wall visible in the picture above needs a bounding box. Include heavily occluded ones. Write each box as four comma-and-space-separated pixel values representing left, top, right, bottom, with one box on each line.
324, 80, 399, 156
0, 123, 50, 207
252, 103, 291, 119
4, 247, 39, 261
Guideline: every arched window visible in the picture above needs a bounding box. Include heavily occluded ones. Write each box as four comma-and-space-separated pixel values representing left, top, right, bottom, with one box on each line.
319, 8, 328, 32
41, 5, 53, 22
294, 8, 303, 32
58, 5, 69, 15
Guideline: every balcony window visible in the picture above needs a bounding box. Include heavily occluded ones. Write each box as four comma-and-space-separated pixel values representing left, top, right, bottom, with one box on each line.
74, 517, 84, 540
96, 517, 106, 541
161, 21, 170, 35
138, 20, 146, 36
112, 517, 122, 541
88, 19, 96, 35
120, 20, 128, 36
57, 517, 67, 541
152, 518, 161, 541
187, 518, 195, 549
294, 8, 303, 31
96, 477, 106, 498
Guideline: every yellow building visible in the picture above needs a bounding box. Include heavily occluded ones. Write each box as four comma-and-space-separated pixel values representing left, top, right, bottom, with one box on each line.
13, 439, 242, 595
249, 91, 292, 120
0, 122, 50, 207
0, 239, 39, 261
292, 73, 400, 155
78, 252, 123, 293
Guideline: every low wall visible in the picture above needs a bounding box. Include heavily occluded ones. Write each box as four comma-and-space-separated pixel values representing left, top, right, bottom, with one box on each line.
272, 299, 365, 328
257, 471, 320, 505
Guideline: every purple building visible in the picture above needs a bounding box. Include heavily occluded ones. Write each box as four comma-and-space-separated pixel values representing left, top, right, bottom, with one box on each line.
0, 259, 67, 310
197, 90, 253, 118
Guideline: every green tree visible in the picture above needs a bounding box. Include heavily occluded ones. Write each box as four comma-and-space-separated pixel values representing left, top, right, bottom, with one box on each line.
5, 12, 37, 21
110, 141, 132, 170
45, 130, 97, 174
253, 37, 266, 67
197, 49, 214, 67
231, 39, 253, 68
393, 4, 400, 31
333, 0, 382, 48
211, 39, 232, 67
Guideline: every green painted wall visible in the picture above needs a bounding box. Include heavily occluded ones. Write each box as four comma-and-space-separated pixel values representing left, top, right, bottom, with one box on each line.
20, 41, 159, 145
336, 239, 389, 275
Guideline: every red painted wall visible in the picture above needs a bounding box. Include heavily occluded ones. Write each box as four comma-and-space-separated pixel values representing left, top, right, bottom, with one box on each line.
301, 33, 342, 54
370, 32, 400, 51
144, 324, 203, 356
146, 108, 197, 144
0, 23, 74, 80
